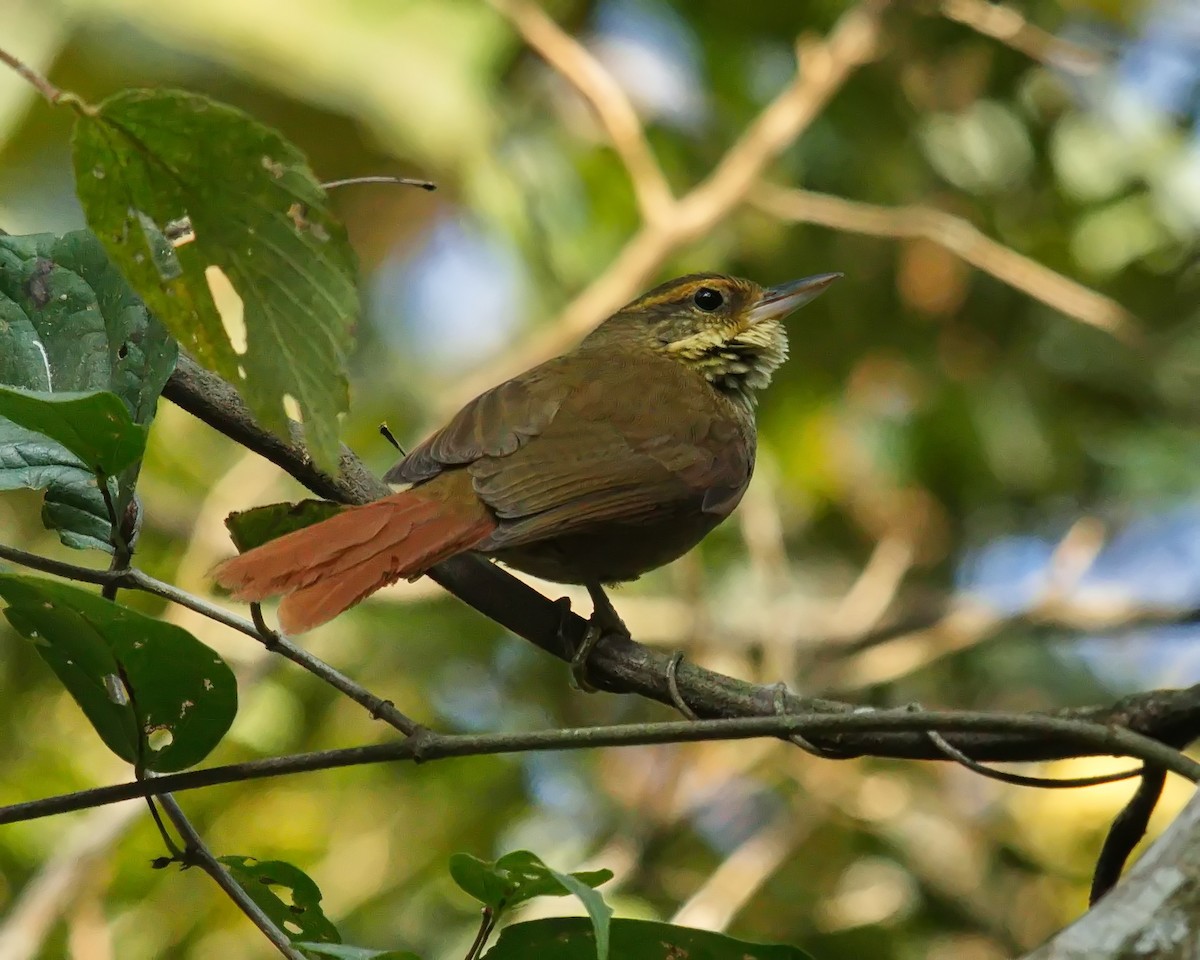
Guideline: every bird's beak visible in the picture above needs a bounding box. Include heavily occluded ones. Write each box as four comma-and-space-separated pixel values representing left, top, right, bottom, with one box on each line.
747, 272, 842, 324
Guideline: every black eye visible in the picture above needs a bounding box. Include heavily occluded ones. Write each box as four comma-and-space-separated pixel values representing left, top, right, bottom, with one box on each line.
693, 287, 723, 311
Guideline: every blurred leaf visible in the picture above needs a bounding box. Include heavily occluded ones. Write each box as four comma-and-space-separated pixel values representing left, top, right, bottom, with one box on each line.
0, 575, 236, 771
482, 919, 815, 960
450, 850, 612, 914
220, 857, 341, 945
0, 230, 177, 549
0, 386, 146, 476
71, 88, 359, 471
298, 944, 421, 960
225, 499, 344, 553
548, 869, 612, 960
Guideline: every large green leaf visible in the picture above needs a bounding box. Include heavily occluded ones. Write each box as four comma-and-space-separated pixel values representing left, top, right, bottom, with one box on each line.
71, 88, 359, 472
0, 230, 177, 550
220, 857, 341, 945
482, 919, 815, 960
0, 386, 147, 477
0, 576, 237, 772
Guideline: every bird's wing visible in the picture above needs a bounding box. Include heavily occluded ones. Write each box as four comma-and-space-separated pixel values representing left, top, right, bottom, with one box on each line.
385, 359, 571, 485
387, 354, 753, 549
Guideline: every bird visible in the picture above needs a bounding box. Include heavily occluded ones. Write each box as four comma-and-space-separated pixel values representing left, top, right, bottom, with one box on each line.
213, 271, 840, 685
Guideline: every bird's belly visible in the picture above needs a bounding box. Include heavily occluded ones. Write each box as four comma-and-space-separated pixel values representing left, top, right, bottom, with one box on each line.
486, 509, 725, 585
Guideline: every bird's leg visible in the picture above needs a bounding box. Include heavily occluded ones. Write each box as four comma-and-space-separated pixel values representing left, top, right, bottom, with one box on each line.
571, 582, 629, 691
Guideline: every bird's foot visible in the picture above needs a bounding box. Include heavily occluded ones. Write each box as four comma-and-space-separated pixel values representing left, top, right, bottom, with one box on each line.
570, 586, 629, 692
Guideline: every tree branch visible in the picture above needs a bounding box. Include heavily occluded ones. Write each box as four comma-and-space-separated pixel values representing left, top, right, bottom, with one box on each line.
160, 354, 1200, 766
487, 0, 674, 225
158, 795, 305, 960
3, 708, 1197, 825
751, 183, 1137, 339
440, 0, 888, 417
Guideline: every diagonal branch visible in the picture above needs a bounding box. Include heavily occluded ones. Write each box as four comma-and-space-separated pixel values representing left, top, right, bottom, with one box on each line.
162, 355, 1200, 767
487, 0, 674, 225
442, 0, 888, 416
751, 183, 1137, 339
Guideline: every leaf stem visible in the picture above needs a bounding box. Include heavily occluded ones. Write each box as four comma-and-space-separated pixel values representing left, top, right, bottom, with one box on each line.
0, 44, 63, 104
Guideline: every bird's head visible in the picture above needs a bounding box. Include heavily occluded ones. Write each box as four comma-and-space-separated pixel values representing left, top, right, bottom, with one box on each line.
585, 272, 841, 405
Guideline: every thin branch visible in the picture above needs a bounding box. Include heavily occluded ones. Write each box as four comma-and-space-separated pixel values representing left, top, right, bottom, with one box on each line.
157, 795, 306, 960
751, 183, 1137, 339
0, 541, 424, 737
0, 44, 63, 104
160, 356, 1200, 767
1089, 767, 1166, 905
441, 0, 887, 416
939, 0, 1105, 75
487, 0, 673, 225
2, 709, 1198, 825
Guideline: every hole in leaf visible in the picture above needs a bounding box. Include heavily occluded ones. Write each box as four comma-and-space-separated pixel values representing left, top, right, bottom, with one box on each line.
205, 266, 247, 355
282, 394, 302, 423
164, 216, 195, 248
117, 342, 129, 359
146, 727, 174, 752
283, 920, 304, 935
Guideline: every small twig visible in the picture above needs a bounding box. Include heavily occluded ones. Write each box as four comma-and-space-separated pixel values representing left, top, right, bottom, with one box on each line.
1090, 767, 1167, 905
379, 422, 406, 455
321, 175, 436, 192
157, 794, 306, 960
2, 709, 1197, 825
0, 44, 63, 104
939, 0, 1105, 75
463, 907, 496, 960
487, 0, 673, 225
440, 1, 886, 416
0, 541, 425, 737
97, 476, 131, 602
927, 730, 1143, 790
751, 183, 1137, 340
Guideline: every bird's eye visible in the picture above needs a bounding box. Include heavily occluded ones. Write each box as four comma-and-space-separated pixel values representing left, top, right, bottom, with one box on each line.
693, 287, 723, 311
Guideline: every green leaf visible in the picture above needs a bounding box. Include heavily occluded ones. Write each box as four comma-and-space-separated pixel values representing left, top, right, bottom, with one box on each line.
71, 88, 360, 471
0, 575, 237, 771
0, 386, 147, 476
548, 869, 612, 960
220, 857, 341, 945
224, 499, 345, 553
0, 230, 178, 550
449, 851, 613, 915
482, 919, 815, 960
297, 944, 421, 960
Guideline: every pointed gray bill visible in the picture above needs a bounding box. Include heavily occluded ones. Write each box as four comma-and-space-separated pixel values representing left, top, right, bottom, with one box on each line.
747, 272, 843, 324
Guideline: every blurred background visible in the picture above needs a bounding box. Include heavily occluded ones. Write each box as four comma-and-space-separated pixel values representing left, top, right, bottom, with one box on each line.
2, 0, 1200, 957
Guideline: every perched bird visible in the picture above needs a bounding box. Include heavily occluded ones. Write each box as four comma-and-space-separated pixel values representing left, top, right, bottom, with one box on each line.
213, 271, 840, 683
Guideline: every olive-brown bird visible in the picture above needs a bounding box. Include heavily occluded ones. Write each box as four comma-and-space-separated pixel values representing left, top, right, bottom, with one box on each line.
213, 271, 839, 680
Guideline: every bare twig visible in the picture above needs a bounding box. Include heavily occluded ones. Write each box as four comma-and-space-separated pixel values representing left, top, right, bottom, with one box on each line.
443, 1, 887, 415
157, 795, 306, 960
487, 0, 673, 225
0, 542, 424, 737
939, 0, 1105, 75
751, 183, 1137, 339
160, 355, 1200, 768
2, 709, 1198, 825
0, 44, 63, 104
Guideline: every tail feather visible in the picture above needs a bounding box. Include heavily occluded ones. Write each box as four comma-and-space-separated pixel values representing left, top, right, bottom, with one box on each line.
212, 484, 495, 633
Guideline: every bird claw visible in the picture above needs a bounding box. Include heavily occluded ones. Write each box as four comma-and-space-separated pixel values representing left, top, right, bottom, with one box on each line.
567, 587, 630, 692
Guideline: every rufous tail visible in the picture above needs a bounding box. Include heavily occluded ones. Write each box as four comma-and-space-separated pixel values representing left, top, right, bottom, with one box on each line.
212, 483, 495, 634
